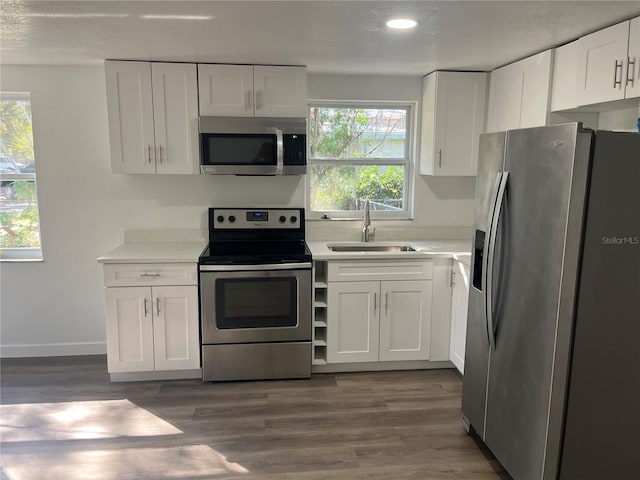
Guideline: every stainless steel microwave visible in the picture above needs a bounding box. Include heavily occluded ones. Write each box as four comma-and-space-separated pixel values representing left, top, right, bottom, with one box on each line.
199, 116, 306, 175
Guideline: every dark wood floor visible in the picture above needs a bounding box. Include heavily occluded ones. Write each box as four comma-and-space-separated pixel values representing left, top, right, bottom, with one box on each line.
0, 356, 509, 479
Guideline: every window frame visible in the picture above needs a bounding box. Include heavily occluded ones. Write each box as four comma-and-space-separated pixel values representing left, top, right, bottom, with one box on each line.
306, 100, 415, 220
0, 91, 43, 261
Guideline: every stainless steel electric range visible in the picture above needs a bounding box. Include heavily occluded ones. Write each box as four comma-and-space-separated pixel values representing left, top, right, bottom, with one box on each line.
198, 207, 312, 381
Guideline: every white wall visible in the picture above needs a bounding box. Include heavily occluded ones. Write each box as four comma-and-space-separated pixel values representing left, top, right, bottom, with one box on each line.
0, 66, 474, 357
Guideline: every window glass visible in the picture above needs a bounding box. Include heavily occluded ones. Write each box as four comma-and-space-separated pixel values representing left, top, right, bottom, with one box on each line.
0, 93, 42, 260
308, 105, 411, 218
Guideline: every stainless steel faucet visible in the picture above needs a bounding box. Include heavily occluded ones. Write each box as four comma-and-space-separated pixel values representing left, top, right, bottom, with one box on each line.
362, 199, 376, 242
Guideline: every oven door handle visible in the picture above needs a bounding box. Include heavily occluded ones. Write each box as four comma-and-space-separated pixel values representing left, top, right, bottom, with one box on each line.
200, 262, 312, 272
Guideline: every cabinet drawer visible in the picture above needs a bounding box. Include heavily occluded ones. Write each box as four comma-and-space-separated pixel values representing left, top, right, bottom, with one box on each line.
104, 263, 197, 287
328, 260, 433, 282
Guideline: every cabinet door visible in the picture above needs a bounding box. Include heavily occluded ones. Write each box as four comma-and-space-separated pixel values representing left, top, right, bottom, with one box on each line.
487, 51, 551, 131
253, 66, 308, 117
327, 282, 379, 363
105, 61, 156, 173
379, 280, 432, 361
151, 63, 199, 174
519, 50, 552, 128
626, 17, 640, 99
198, 64, 254, 116
486, 62, 522, 133
152, 286, 200, 371
449, 261, 470, 373
104, 287, 155, 373
576, 20, 630, 105
420, 72, 487, 176
551, 41, 580, 112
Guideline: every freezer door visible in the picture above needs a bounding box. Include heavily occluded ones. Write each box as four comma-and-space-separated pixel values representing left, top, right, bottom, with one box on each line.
483, 124, 592, 480
559, 131, 640, 479
462, 131, 505, 437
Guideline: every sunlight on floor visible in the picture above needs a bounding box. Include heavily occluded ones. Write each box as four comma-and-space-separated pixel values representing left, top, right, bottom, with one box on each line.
0, 399, 182, 441
0, 399, 251, 478
1, 445, 249, 479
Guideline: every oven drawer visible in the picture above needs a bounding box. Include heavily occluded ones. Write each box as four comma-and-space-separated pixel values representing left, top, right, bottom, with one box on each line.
103, 263, 197, 287
328, 260, 433, 282
202, 342, 311, 381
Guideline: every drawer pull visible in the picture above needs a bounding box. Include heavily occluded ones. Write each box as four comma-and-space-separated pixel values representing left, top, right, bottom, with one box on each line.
140, 273, 161, 277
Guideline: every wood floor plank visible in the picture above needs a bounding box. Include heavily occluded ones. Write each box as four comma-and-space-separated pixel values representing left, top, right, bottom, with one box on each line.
0, 355, 510, 479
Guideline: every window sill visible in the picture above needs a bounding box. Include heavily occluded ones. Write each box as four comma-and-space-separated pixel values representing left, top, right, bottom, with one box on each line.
0, 248, 43, 262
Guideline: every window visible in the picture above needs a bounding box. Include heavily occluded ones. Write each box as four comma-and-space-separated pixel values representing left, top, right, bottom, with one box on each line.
308, 103, 413, 219
0, 92, 42, 260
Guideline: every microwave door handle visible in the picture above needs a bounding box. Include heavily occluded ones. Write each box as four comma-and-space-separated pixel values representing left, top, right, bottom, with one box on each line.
274, 128, 284, 174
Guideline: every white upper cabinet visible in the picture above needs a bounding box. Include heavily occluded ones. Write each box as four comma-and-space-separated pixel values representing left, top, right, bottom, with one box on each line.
198, 64, 308, 117
420, 71, 487, 176
627, 17, 640, 99
486, 50, 553, 132
105, 61, 199, 174
105, 61, 156, 174
576, 18, 640, 105
550, 40, 581, 112
151, 63, 199, 174
197, 64, 254, 117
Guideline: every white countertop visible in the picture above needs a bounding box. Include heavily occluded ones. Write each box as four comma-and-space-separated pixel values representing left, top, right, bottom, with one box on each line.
98, 239, 471, 264
307, 240, 471, 261
97, 242, 206, 264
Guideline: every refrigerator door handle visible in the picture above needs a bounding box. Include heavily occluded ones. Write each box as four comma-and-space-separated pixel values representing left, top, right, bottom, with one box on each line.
483, 172, 503, 346
486, 171, 509, 349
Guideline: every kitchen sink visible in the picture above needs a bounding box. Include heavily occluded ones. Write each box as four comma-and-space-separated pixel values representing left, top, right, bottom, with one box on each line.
327, 243, 417, 252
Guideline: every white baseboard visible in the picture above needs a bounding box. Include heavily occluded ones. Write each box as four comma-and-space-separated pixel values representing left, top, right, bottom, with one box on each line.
0, 341, 107, 358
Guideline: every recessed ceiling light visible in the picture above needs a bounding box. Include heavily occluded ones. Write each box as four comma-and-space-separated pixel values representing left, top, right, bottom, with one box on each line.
141, 15, 213, 21
386, 18, 417, 30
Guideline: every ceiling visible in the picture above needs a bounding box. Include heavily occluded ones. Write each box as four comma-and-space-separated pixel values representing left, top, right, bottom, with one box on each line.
2, 1, 640, 75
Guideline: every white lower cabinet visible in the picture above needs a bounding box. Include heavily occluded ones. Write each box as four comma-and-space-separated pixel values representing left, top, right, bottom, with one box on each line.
449, 259, 471, 373
378, 280, 432, 361
103, 263, 200, 375
327, 281, 380, 363
105, 285, 199, 373
326, 260, 433, 364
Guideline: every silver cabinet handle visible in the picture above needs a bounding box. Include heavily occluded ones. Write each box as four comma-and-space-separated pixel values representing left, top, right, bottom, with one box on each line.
147, 145, 153, 164
626, 57, 636, 87
614, 60, 623, 88
256, 90, 261, 110
385, 292, 389, 315
437, 149, 443, 168
246, 89, 252, 110
143, 298, 149, 318
158, 145, 164, 164
451, 269, 456, 287
373, 292, 377, 316
156, 297, 161, 315
140, 273, 161, 277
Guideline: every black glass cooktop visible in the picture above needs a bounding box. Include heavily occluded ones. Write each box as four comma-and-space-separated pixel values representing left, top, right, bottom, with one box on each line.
199, 240, 312, 265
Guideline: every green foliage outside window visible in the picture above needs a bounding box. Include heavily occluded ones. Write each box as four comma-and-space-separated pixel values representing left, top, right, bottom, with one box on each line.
309, 106, 408, 213
1, 96, 41, 250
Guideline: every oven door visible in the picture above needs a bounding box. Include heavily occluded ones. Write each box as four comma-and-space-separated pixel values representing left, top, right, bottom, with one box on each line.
199, 263, 312, 344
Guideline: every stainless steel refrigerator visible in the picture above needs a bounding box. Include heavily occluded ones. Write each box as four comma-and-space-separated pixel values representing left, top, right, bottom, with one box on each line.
462, 123, 640, 480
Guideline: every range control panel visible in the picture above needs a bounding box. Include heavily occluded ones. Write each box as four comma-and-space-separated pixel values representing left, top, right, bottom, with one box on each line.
213, 208, 302, 229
